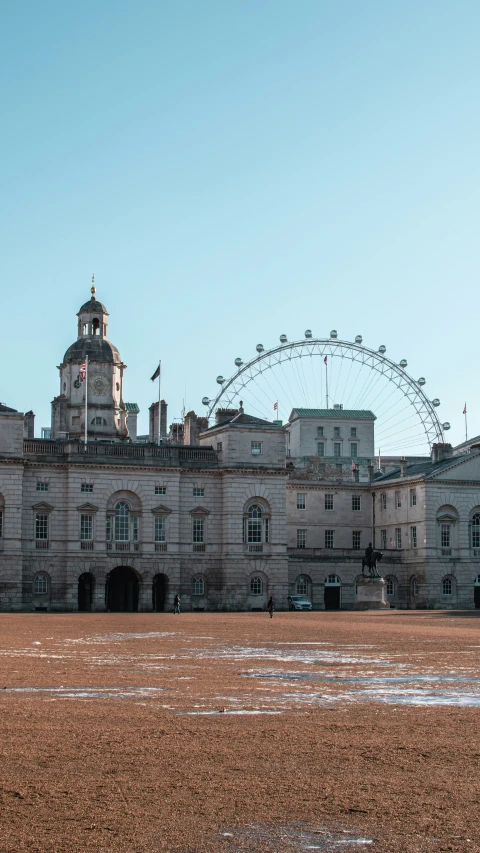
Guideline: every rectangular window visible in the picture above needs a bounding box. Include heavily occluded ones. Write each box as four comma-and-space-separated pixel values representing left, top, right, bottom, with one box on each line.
0, 510, 2, 539
192, 486, 205, 497
350, 443, 358, 458
296, 529, 306, 549
380, 493, 386, 510
334, 427, 340, 438
81, 483, 93, 493
381, 529, 387, 549
155, 486, 167, 495
216, 442, 222, 452
154, 517, 166, 542
352, 530, 361, 550
80, 514, 93, 541
251, 441, 262, 455
395, 527, 402, 549
265, 518, 269, 544
36, 482, 49, 492
350, 427, 357, 438
410, 526, 417, 548
132, 516, 139, 542
193, 518, 204, 543
334, 443, 341, 458
106, 516, 112, 542
410, 489, 417, 507
317, 442, 325, 457
325, 529, 334, 549
325, 494, 334, 511
352, 495, 361, 511
317, 426, 324, 437
395, 491, 402, 508
35, 514, 48, 540
296, 493, 306, 510
441, 524, 450, 548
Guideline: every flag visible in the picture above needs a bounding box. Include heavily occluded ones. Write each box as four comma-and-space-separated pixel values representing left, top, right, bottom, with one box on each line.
352, 462, 358, 470
463, 403, 467, 415
273, 402, 278, 411
324, 356, 328, 365
79, 362, 86, 381
151, 364, 160, 381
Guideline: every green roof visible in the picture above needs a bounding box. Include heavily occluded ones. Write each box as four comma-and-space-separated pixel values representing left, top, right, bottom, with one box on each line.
290, 408, 376, 420
125, 402, 140, 413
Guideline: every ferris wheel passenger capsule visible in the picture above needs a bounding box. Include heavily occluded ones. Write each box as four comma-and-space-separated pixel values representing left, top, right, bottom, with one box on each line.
432, 398, 440, 407
216, 376, 225, 385
330, 329, 338, 339
442, 422, 451, 430
202, 396, 210, 406
417, 377, 426, 386
256, 344, 264, 353
399, 359, 408, 368
355, 335, 362, 344
279, 334, 287, 343
378, 345, 386, 354
234, 358, 243, 367
304, 329, 312, 338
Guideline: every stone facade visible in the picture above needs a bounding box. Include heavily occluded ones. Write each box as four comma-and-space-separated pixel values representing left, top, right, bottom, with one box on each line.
1, 293, 479, 612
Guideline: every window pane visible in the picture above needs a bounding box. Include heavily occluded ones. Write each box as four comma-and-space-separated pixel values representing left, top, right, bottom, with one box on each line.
441, 524, 450, 547
80, 514, 93, 541
381, 529, 387, 549
192, 576, 204, 595
395, 528, 402, 549
296, 576, 308, 595
325, 494, 334, 510
114, 501, 130, 541
35, 514, 48, 540
351, 443, 358, 458
155, 517, 166, 542
0, 510, 3, 539
250, 577, 262, 595
296, 529, 306, 548
34, 574, 48, 595
296, 493, 306, 510
410, 526, 417, 548
352, 495, 361, 511
352, 531, 361, 550
472, 514, 480, 547
317, 442, 325, 457
193, 518, 204, 543
333, 443, 341, 457
325, 530, 334, 549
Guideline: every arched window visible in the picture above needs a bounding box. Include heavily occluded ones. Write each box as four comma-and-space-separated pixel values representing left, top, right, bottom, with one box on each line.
192, 576, 205, 596
386, 578, 395, 596
296, 576, 308, 596
443, 577, 453, 596
472, 514, 480, 549
114, 501, 130, 541
411, 577, 419, 596
34, 574, 48, 595
250, 576, 263, 595
325, 574, 340, 585
92, 318, 100, 336
247, 504, 263, 543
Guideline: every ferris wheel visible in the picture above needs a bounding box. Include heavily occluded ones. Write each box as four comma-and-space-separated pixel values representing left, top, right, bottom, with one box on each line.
202, 331, 450, 455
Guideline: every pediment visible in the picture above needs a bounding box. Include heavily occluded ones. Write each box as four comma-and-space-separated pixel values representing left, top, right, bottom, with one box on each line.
436, 512, 457, 524
77, 502, 99, 512
189, 505, 211, 516
32, 502, 54, 511
151, 504, 172, 515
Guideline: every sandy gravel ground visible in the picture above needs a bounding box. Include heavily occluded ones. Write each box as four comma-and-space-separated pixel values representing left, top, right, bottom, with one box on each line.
0, 610, 479, 853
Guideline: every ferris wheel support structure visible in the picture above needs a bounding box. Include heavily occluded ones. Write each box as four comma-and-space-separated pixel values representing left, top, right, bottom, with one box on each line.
205, 337, 447, 449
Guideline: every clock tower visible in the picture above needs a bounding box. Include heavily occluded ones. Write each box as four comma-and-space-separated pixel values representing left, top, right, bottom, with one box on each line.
51, 280, 129, 441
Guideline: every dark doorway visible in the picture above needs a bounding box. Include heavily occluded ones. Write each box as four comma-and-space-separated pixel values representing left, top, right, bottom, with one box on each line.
106, 566, 139, 612
152, 574, 168, 612
78, 572, 95, 612
324, 586, 341, 610
475, 586, 480, 609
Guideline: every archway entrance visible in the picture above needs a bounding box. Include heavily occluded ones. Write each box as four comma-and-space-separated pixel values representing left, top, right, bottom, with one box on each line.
106, 567, 139, 612
474, 577, 480, 609
324, 575, 341, 610
152, 574, 168, 612
78, 573, 94, 612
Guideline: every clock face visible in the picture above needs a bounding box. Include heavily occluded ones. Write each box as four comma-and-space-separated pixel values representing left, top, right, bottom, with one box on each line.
88, 373, 110, 396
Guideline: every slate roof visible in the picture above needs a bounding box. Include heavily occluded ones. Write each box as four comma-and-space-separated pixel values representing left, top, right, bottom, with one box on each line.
77, 298, 109, 315
63, 337, 121, 365
203, 412, 281, 432
290, 408, 376, 420
125, 403, 139, 413
375, 453, 472, 482
0, 403, 18, 413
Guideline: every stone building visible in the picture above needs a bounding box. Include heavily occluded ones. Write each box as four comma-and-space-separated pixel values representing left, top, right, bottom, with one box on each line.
0, 289, 479, 612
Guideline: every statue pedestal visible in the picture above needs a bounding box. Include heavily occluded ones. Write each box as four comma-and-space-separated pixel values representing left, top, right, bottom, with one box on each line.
353, 577, 390, 610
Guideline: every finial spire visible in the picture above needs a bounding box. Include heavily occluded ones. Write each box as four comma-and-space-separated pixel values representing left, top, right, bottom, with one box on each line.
91, 273, 96, 300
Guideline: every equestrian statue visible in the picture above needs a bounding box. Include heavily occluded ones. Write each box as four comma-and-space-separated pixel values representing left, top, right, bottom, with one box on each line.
361, 542, 383, 578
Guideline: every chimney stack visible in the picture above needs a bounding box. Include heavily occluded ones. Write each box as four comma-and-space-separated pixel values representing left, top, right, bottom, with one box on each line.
431, 443, 453, 464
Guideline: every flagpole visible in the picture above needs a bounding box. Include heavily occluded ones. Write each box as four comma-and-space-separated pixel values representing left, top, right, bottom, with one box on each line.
465, 404, 468, 443
157, 360, 162, 445
84, 355, 88, 447
325, 359, 329, 409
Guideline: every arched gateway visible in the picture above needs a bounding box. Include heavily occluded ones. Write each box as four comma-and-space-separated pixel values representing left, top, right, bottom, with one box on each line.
78, 573, 95, 611
152, 574, 168, 612
106, 566, 139, 612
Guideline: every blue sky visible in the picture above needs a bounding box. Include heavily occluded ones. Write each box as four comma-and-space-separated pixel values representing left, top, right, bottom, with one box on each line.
1, 0, 478, 447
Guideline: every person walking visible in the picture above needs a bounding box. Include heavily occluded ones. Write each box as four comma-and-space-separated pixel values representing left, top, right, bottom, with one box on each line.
267, 595, 275, 618
173, 594, 180, 614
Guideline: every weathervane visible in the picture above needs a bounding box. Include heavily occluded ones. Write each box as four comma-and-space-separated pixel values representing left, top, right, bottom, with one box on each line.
91, 273, 96, 300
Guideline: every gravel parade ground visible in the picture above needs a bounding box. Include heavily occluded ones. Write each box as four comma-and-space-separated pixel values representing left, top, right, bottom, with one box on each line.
0, 611, 479, 853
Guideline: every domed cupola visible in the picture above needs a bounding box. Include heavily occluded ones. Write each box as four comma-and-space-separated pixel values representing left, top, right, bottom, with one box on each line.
51, 277, 130, 442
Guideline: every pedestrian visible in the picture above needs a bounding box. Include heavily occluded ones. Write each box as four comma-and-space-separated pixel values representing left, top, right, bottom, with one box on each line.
267, 595, 275, 618
174, 594, 180, 614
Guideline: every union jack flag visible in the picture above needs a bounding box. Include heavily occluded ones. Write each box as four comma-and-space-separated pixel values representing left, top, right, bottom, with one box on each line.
79, 362, 86, 381
273, 402, 278, 411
